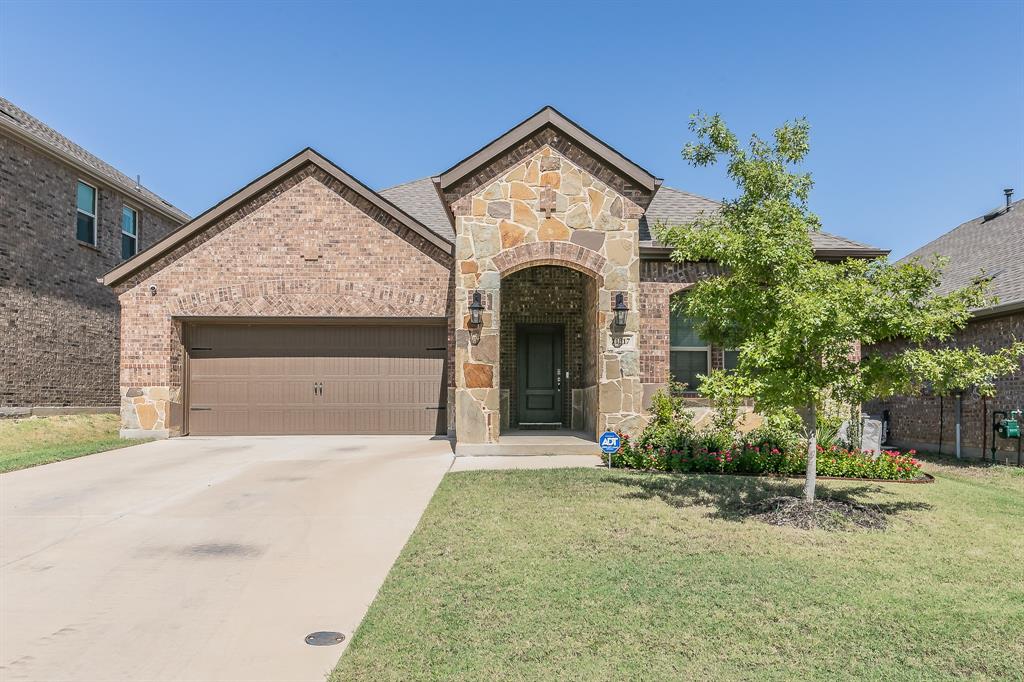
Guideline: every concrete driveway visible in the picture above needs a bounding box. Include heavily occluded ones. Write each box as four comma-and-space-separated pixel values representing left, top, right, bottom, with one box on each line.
1, 435, 454, 682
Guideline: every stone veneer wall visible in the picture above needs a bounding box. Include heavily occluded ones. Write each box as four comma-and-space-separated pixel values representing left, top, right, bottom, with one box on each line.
500, 265, 585, 427
448, 141, 653, 444
114, 167, 452, 437
866, 311, 1024, 459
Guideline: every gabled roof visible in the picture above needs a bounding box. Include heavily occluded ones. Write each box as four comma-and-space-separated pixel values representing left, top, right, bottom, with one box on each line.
434, 106, 662, 193
898, 198, 1024, 315
0, 96, 189, 224
101, 148, 453, 287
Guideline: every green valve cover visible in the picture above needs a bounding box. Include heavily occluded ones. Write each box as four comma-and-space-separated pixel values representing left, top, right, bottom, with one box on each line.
998, 419, 1020, 438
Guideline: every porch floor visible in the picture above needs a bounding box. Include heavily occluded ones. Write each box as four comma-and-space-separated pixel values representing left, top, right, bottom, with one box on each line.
455, 430, 600, 457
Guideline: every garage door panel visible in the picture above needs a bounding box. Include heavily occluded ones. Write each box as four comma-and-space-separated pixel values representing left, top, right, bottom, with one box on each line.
189, 379, 250, 406
188, 323, 446, 436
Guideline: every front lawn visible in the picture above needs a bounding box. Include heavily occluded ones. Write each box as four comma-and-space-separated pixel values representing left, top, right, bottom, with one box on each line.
332, 459, 1024, 680
0, 414, 146, 473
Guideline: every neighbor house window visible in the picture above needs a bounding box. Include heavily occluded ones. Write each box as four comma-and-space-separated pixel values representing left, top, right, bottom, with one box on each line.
669, 296, 710, 391
724, 349, 740, 371
121, 206, 138, 259
76, 181, 97, 245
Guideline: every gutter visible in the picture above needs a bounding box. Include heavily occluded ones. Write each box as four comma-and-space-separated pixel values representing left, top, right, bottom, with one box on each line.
0, 115, 189, 225
971, 299, 1024, 320
639, 244, 890, 261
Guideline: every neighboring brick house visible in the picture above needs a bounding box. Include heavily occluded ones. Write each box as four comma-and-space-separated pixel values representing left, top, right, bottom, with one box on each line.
868, 194, 1024, 461
101, 107, 884, 450
0, 98, 188, 414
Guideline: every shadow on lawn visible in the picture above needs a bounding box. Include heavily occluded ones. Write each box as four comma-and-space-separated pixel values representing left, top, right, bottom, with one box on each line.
604, 472, 933, 523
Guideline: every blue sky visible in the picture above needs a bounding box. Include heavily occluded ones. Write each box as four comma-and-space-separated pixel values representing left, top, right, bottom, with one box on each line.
1, 0, 1021, 259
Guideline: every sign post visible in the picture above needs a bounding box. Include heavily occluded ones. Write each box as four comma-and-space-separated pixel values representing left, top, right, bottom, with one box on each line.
599, 431, 621, 468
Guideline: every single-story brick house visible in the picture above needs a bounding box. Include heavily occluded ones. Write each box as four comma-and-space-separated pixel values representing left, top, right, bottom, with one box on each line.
868, 193, 1023, 460
101, 107, 885, 451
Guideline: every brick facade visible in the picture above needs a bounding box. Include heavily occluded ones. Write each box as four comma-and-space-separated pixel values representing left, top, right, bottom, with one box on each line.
867, 311, 1024, 460
114, 167, 453, 436
0, 133, 183, 409
638, 259, 725, 401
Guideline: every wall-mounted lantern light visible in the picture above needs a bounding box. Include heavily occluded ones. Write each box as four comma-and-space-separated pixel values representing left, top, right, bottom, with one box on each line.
613, 292, 629, 328
469, 291, 484, 326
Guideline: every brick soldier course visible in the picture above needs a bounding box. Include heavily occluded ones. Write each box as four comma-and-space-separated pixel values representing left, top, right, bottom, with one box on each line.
0, 97, 187, 413
100, 106, 885, 445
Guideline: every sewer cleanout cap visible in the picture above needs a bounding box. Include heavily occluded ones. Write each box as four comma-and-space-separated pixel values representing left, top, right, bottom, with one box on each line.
305, 631, 345, 646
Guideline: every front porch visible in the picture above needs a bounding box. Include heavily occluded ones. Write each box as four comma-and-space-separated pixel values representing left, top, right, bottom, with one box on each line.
454, 429, 600, 456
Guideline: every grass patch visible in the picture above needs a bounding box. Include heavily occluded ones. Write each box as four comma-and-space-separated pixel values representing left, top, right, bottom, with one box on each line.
333, 461, 1023, 681
0, 414, 146, 473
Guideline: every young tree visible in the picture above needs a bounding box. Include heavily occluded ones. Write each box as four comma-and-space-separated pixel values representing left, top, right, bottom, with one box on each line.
656, 113, 1024, 504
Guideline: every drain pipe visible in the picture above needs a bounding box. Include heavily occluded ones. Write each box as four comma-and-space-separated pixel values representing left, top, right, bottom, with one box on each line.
938, 396, 944, 455
955, 391, 963, 459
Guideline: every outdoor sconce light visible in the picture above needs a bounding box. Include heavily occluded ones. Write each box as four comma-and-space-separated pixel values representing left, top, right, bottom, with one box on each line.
613, 292, 629, 328
469, 291, 484, 326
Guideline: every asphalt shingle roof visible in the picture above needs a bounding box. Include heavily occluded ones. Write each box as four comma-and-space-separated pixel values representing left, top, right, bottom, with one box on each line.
639, 186, 885, 255
0, 97, 189, 223
380, 178, 885, 258
898, 199, 1024, 311
379, 177, 455, 242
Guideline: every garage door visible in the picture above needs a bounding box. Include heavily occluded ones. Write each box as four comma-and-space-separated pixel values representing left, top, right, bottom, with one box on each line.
186, 323, 447, 436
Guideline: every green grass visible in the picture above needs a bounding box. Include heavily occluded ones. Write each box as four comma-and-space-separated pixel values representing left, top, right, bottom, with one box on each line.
332, 457, 1024, 681
0, 414, 147, 473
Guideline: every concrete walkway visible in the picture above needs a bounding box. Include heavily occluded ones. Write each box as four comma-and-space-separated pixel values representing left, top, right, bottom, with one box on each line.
1, 435, 453, 682
450, 454, 603, 471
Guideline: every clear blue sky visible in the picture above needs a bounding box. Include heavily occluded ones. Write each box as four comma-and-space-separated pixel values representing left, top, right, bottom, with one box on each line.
2, 0, 1021, 258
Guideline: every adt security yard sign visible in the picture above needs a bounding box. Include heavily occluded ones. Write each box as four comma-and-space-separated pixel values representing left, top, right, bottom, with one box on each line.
599, 431, 620, 468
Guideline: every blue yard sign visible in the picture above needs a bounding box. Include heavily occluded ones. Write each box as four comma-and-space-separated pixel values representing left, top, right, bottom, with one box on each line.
599, 431, 620, 453
599, 431, 620, 468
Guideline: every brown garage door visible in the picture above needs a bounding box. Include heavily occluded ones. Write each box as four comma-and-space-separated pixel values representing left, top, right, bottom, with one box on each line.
186, 323, 447, 436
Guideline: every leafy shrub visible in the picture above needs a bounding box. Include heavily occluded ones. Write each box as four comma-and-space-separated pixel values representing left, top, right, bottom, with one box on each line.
606, 398, 922, 481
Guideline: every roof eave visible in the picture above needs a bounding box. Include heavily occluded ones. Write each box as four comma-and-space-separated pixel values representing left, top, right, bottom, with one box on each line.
0, 114, 189, 225
639, 244, 890, 261
101, 148, 453, 288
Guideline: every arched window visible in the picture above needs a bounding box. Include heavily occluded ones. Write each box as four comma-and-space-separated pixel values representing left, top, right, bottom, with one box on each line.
669, 295, 710, 391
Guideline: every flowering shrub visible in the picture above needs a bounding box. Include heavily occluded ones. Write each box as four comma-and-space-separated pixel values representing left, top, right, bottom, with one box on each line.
607, 433, 922, 481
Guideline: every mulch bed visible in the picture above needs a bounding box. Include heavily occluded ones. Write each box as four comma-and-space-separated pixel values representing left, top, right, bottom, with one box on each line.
745, 496, 889, 531
608, 466, 936, 485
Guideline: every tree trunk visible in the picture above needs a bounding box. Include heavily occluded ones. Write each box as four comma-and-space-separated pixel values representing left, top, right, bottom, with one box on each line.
803, 403, 817, 504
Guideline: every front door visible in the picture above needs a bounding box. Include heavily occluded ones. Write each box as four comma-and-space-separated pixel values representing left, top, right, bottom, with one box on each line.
516, 325, 563, 426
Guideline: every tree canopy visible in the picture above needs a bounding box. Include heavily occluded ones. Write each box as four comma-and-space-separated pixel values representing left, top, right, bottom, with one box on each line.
655, 113, 1024, 502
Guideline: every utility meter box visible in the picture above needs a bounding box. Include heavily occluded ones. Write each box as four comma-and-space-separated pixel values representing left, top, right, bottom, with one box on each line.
997, 418, 1020, 439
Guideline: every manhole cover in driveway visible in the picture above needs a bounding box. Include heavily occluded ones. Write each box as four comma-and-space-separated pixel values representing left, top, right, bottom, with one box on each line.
305, 631, 345, 646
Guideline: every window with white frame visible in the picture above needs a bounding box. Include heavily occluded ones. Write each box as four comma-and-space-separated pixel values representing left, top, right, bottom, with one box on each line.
76, 181, 97, 245
669, 294, 710, 391
121, 205, 138, 259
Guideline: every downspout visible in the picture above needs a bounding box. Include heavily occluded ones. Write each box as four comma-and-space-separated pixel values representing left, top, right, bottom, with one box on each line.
982, 396, 988, 462
955, 392, 962, 459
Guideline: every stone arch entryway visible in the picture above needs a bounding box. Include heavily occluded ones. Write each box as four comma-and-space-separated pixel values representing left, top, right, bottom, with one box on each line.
450, 144, 649, 450
498, 263, 601, 435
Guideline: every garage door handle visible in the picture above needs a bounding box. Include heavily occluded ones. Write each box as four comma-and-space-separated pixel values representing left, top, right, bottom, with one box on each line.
190, 407, 212, 411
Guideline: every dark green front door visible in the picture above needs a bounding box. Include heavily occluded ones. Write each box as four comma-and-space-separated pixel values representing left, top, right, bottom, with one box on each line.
516, 325, 563, 425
